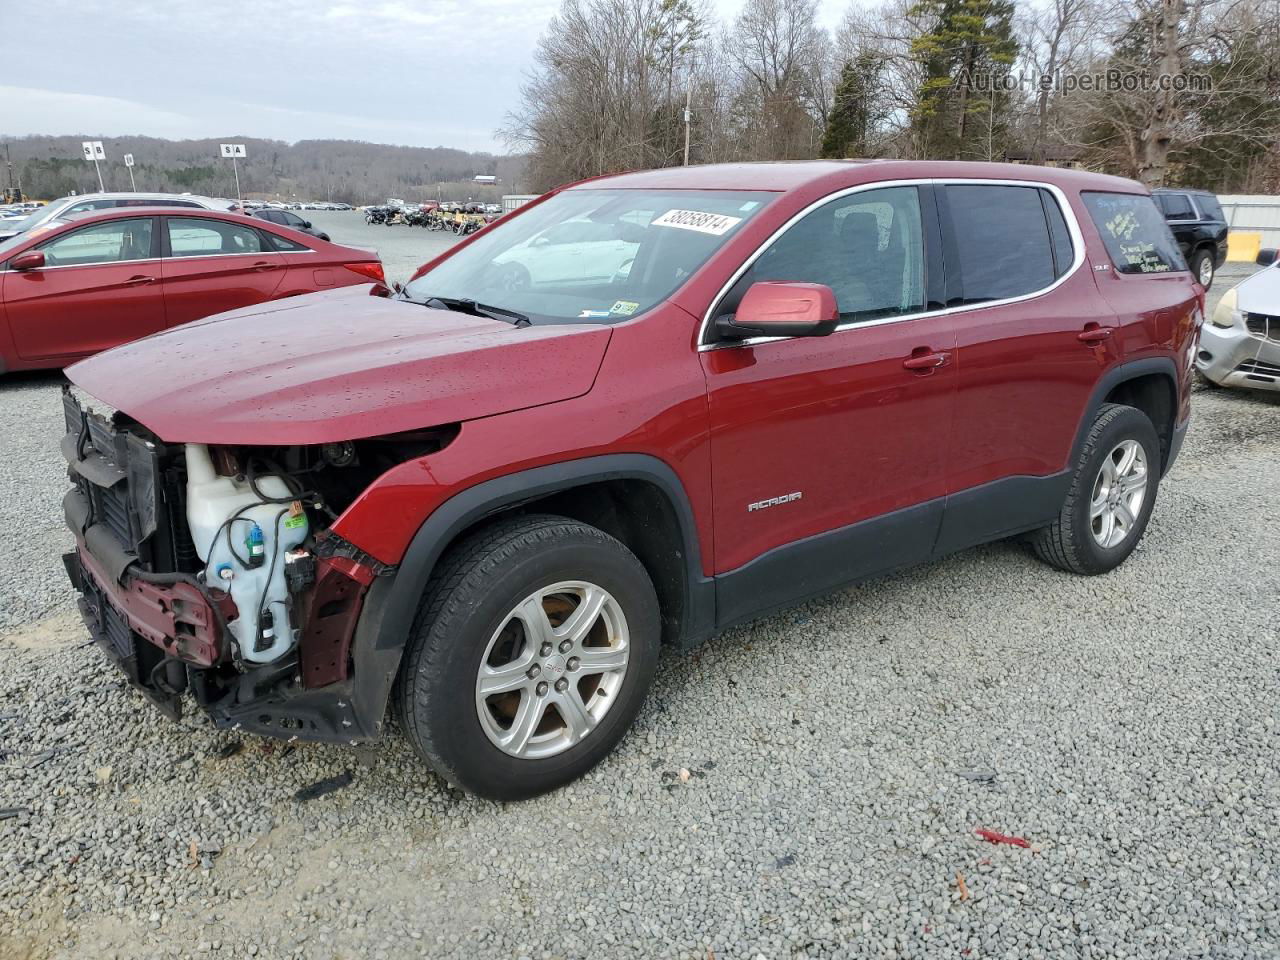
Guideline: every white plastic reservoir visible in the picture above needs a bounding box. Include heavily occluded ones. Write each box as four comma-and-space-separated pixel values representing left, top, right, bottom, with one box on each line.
185, 444, 310, 663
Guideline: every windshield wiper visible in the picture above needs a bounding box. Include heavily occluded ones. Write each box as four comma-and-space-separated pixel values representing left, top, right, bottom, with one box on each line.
418, 295, 531, 327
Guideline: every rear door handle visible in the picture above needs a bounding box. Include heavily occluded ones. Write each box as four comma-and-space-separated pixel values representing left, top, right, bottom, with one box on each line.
1077, 326, 1112, 343
123, 275, 155, 286
251, 261, 278, 272
903, 351, 951, 371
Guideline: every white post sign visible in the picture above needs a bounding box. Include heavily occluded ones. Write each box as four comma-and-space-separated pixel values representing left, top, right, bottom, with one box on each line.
123, 153, 136, 191
81, 140, 106, 192
219, 143, 247, 204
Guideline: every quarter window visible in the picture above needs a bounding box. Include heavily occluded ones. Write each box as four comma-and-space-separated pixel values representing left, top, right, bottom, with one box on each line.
947, 185, 1056, 302
1082, 192, 1188, 275
722, 186, 925, 326
167, 217, 265, 257
1157, 193, 1196, 221
36, 218, 154, 267
265, 232, 310, 252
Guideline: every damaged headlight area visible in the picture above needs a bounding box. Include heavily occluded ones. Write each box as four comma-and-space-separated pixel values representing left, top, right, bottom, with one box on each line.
59, 386, 456, 741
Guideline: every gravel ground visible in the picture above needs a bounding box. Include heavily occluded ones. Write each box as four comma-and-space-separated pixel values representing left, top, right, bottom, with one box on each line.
2, 256, 1277, 960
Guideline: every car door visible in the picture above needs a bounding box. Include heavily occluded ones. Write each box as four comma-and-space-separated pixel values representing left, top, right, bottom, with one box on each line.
160, 216, 285, 327
931, 182, 1120, 553
699, 184, 956, 624
2, 216, 164, 361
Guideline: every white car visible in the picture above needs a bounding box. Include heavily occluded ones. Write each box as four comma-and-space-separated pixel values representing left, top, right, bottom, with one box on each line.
492, 219, 638, 288
0, 192, 235, 242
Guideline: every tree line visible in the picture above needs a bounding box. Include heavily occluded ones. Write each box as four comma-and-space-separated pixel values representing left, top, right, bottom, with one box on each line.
505, 0, 1280, 194
2, 136, 525, 203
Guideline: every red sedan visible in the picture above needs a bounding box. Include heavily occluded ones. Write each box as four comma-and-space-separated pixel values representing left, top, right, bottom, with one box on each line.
0, 207, 384, 373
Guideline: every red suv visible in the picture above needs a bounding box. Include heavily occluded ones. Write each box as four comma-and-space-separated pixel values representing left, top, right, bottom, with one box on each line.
58, 162, 1200, 800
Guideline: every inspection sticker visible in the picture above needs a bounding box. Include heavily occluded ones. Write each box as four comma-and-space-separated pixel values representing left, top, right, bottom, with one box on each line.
651, 209, 743, 236
610, 300, 640, 316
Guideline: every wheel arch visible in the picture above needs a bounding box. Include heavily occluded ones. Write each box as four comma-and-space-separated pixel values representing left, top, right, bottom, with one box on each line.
1078, 358, 1180, 474
371, 454, 715, 656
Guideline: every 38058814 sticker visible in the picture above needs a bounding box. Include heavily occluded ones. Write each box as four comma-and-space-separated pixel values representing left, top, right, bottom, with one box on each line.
651, 209, 744, 236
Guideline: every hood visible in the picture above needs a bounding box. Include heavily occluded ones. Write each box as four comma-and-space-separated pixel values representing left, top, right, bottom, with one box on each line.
1235, 264, 1280, 315
68, 289, 612, 445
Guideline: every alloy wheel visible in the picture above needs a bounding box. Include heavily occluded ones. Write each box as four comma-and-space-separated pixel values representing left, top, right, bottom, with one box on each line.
475, 581, 630, 760
1090, 439, 1148, 548
1198, 257, 1213, 286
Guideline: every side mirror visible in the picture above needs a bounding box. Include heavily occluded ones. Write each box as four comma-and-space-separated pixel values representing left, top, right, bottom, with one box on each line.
1257, 248, 1278, 267
303, 220, 312, 229
716, 282, 839, 340
9, 250, 45, 271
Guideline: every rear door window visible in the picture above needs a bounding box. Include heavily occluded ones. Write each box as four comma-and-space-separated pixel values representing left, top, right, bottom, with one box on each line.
167, 217, 265, 257
1082, 192, 1188, 275
946, 185, 1056, 302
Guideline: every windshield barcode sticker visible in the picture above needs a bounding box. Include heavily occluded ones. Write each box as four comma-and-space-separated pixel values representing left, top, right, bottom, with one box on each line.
651, 209, 743, 236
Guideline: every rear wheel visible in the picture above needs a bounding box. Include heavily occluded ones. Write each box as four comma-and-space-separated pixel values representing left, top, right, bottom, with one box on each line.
1032, 403, 1161, 575
396, 515, 660, 801
1190, 248, 1215, 288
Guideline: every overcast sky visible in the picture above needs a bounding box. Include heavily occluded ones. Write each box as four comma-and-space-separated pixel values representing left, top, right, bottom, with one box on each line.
3, 0, 849, 154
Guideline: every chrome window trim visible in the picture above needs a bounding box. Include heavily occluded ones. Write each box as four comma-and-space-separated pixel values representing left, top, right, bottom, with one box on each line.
165, 250, 279, 261
1, 256, 162, 273
698, 177, 1087, 351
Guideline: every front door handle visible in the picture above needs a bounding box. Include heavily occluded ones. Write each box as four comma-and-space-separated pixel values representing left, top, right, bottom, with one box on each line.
123, 275, 155, 286
1077, 325, 1112, 343
903, 350, 951, 371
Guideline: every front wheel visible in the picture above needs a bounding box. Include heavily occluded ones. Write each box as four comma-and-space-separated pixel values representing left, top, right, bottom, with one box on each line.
1032, 403, 1161, 575
396, 515, 660, 801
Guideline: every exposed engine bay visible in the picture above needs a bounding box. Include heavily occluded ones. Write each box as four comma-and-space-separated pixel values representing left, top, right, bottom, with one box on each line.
59, 387, 454, 740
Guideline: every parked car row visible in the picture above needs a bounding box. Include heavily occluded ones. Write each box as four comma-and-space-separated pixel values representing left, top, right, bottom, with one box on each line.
242, 200, 353, 212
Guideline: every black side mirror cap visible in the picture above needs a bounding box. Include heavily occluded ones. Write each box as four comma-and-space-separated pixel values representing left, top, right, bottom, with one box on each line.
1257, 248, 1278, 267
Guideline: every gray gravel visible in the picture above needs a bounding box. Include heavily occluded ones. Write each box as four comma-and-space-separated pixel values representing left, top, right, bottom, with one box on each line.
2, 253, 1277, 959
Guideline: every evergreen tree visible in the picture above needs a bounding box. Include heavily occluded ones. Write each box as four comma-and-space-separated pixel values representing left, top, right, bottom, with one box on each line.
821, 54, 881, 158
908, 0, 1018, 160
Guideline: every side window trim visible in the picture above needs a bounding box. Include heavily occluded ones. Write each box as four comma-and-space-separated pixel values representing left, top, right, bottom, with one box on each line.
699, 177, 1087, 351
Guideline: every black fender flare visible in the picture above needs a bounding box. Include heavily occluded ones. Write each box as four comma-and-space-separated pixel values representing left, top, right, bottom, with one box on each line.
347, 454, 715, 737
370, 453, 715, 655
1070, 356, 1181, 471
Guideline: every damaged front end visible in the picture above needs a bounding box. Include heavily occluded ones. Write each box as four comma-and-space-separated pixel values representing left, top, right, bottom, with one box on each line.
59, 388, 448, 743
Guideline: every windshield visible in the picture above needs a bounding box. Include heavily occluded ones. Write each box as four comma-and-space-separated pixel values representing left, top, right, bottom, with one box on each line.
2, 198, 67, 236
402, 188, 773, 324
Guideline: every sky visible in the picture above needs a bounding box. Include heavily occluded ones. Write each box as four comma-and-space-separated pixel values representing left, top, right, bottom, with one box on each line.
3, 0, 850, 155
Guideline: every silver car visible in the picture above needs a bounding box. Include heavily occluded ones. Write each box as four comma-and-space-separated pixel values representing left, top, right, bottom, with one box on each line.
0, 192, 236, 243
1197, 249, 1280, 391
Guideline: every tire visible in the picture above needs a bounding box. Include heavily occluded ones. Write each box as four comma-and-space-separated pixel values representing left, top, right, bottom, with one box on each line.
396, 514, 661, 801
1190, 248, 1214, 289
1032, 403, 1161, 576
